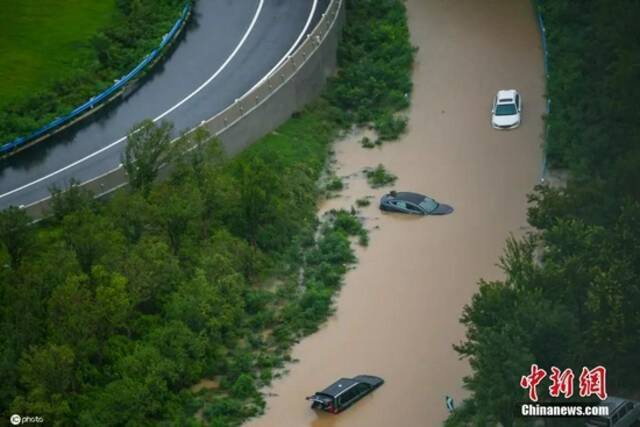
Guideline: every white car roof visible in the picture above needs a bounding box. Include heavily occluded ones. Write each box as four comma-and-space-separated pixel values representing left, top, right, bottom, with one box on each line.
497, 89, 518, 103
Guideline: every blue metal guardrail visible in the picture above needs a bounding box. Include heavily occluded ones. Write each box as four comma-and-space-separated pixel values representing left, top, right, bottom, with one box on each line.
0, 3, 191, 155
535, 0, 551, 183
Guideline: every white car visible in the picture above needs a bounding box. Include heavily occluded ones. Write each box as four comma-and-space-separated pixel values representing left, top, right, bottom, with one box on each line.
491, 89, 522, 129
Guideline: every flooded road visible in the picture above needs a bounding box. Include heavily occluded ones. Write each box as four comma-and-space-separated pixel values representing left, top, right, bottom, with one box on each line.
246, 0, 545, 425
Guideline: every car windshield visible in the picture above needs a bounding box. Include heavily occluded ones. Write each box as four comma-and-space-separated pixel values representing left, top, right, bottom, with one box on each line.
495, 104, 517, 116
419, 197, 438, 213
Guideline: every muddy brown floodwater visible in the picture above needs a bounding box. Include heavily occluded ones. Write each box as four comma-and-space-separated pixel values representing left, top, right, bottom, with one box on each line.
245, 0, 545, 425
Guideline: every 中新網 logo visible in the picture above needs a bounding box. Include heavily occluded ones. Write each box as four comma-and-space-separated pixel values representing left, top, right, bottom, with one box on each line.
520, 364, 607, 402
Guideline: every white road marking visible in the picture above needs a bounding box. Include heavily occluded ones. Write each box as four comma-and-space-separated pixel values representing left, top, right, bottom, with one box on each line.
245, 0, 318, 94
0, 0, 265, 201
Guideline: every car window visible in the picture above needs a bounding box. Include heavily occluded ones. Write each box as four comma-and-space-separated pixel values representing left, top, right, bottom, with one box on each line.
393, 200, 407, 209
355, 383, 369, 395
406, 203, 421, 212
515, 94, 520, 106
339, 388, 357, 405
612, 412, 620, 423
624, 402, 634, 412
620, 405, 628, 417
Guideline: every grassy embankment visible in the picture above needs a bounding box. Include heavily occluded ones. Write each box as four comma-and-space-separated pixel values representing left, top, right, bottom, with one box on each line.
446, 2, 640, 426
0, 0, 187, 144
0, 0, 414, 426
0, 0, 116, 108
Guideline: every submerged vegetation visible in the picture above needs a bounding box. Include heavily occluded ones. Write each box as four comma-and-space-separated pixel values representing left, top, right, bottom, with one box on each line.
365, 164, 398, 188
447, 2, 640, 426
356, 197, 372, 208
0, 0, 414, 425
325, 176, 345, 192
360, 136, 379, 149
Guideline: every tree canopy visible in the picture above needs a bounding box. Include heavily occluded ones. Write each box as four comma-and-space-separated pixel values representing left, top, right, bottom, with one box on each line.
447, 1, 640, 425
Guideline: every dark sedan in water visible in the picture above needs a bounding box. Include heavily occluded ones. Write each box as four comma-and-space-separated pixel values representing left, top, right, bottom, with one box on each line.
306, 375, 384, 414
379, 191, 453, 215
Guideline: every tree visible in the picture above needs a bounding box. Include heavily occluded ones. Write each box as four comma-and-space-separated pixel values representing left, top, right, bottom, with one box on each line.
0, 206, 33, 267
48, 179, 96, 222
47, 274, 98, 351
93, 266, 132, 339
81, 377, 155, 426
165, 269, 245, 346
200, 229, 264, 282
13, 344, 76, 423
231, 374, 257, 399
235, 155, 299, 251
122, 120, 177, 196
61, 209, 125, 274
453, 279, 578, 427
147, 180, 203, 255
171, 127, 226, 186
147, 321, 207, 388
106, 190, 152, 244
121, 236, 181, 312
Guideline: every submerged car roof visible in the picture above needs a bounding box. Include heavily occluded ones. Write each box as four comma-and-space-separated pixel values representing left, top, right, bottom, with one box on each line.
390, 192, 427, 204
497, 89, 517, 102
319, 378, 359, 397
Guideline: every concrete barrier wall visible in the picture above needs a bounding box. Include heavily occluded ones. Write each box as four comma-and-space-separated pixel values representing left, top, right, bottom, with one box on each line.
533, 0, 551, 183
24, 0, 344, 219
213, 2, 344, 155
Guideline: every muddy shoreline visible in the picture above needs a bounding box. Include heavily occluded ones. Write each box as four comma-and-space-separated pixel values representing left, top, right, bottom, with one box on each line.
246, 0, 544, 425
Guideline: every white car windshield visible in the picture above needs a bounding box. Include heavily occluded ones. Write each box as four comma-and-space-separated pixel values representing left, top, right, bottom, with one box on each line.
495, 104, 517, 116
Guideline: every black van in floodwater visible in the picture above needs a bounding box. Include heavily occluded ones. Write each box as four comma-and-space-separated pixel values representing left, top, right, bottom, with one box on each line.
306, 375, 384, 414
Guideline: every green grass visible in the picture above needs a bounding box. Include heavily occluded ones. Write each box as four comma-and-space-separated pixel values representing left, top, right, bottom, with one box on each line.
237, 103, 337, 179
0, 0, 117, 109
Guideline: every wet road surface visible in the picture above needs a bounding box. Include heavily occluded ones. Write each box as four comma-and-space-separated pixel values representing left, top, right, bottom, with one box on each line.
245, 0, 545, 425
0, 0, 328, 209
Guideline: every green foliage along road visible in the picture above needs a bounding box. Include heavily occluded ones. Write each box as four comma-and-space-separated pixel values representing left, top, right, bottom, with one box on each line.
326, 0, 415, 139
0, 0, 187, 145
446, 2, 640, 426
0, 0, 414, 425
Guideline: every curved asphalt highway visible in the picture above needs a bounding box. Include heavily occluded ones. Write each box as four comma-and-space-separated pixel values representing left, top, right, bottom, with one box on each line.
0, 0, 329, 209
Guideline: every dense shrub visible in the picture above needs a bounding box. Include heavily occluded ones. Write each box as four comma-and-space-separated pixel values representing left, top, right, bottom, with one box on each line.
325, 0, 415, 135
365, 164, 397, 188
